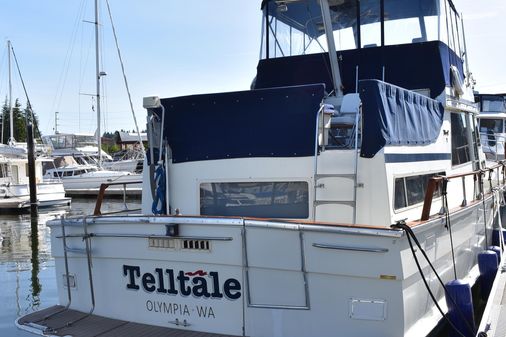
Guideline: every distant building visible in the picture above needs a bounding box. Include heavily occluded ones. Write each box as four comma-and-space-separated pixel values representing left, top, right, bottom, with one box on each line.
114, 131, 148, 150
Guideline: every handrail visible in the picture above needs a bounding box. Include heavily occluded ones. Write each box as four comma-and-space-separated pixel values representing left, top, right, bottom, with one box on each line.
94, 180, 142, 215
420, 162, 505, 221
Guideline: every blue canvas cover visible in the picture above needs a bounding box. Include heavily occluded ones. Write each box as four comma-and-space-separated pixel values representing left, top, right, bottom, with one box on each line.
359, 80, 444, 158
255, 41, 464, 100
157, 84, 325, 163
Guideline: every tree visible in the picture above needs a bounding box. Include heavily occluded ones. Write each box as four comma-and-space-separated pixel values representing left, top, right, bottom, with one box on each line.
24, 101, 41, 139
0, 97, 40, 144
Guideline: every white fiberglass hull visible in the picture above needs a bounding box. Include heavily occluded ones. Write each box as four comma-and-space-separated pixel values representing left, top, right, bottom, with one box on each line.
0, 182, 69, 209
48, 195, 495, 337
58, 171, 141, 192
102, 159, 142, 173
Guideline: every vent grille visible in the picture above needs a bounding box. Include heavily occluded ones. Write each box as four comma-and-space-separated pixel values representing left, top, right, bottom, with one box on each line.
182, 239, 210, 251
149, 238, 176, 249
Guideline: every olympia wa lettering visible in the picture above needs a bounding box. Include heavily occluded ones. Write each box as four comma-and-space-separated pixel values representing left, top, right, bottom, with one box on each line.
122, 265, 242, 299
146, 300, 216, 319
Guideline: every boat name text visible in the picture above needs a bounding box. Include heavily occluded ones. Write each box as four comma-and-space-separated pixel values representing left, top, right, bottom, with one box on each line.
122, 265, 241, 300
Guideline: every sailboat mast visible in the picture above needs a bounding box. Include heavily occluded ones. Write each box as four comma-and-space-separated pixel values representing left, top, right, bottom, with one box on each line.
95, 0, 102, 167
8, 40, 14, 144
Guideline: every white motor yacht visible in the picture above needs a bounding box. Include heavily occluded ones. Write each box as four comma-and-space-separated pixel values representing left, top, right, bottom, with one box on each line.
43, 157, 141, 196
16, 1, 506, 337
0, 153, 69, 211
42, 132, 143, 173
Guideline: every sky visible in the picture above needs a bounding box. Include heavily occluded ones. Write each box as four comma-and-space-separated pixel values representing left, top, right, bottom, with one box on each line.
0, 0, 505, 136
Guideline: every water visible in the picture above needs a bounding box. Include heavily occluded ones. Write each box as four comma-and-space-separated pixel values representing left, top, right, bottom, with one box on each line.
0, 198, 140, 336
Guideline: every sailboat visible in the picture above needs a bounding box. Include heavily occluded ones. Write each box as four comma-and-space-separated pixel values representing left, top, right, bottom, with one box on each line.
41, 0, 142, 195
0, 41, 70, 211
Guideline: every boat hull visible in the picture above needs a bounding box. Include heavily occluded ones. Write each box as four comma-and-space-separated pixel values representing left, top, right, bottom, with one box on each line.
46, 195, 495, 337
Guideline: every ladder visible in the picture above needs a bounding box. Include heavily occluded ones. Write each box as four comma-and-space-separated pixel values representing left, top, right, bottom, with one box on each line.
312, 99, 361, 224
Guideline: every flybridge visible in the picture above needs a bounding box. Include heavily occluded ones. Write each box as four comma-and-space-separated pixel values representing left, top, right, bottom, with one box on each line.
122, 265, 242, 300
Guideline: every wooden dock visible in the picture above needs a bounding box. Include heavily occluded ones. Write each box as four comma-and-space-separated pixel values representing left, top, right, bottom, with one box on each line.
17, 305, 238, 337
477, 256, 506, 336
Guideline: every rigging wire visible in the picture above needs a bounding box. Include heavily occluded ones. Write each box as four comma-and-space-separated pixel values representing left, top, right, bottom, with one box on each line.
10, 42, 43, 141
0, 46, 7, 143
105, 0, 145, 151
0, 46, 7, 98
78, 15, 94, 133
99, 0, 108, 135
51, 0, 87, 119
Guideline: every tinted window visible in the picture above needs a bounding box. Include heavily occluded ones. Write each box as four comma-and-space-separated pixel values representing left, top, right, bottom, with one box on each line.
394, 172, 443, 210
394, 177, 407, 209
200, 182, 309, 218
451, 113, 471, 166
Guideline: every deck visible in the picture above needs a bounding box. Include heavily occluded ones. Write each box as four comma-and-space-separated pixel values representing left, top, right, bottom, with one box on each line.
17, 305, 238, 337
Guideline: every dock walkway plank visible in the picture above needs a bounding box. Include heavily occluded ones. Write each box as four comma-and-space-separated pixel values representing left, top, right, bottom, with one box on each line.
18, 306, 237, 337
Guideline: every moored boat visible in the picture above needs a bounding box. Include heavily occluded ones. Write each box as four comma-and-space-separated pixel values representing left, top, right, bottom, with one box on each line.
43, 157, 141, 196
0, 41, 70, 212
0, 154, 70, 211
476, 93, 506, 160
16, 0, 506, 336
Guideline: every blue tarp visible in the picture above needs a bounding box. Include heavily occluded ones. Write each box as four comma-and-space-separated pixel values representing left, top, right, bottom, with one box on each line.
359, 79, 445, 158
156, 84, 325, 163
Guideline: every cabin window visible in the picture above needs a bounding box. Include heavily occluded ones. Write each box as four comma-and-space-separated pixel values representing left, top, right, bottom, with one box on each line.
394, 172, 444, 210
481, 97, 506, 113
261, 0, 459, 61
0, 164, 8, 178
360, 0, 381, 48
63, 171, 73, 177
200, 181, 309, 218
480, 119, 503, 135
451, 113, 471, 166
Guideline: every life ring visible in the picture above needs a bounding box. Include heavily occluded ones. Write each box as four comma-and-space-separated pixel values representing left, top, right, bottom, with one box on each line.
450, 65, 465, 96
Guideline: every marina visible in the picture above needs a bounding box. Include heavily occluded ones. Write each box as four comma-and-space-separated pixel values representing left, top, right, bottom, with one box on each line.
1, 0, 506, 336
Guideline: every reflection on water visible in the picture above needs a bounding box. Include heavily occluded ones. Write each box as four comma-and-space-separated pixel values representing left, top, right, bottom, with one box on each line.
0, 198, 141, 336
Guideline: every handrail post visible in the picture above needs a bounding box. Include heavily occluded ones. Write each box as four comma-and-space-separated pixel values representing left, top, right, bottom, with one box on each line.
488, 168, 493, 192
93, 180, 142, 216
421, 177, 440, 221
123, 183, 128, 210
93, 183, 108, 215
461, 176, 467, 206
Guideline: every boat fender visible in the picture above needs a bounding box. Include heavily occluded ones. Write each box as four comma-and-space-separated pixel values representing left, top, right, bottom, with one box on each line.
491, 228, 506, 247
444, 279, 475, 337
478, 250, 498, 300
450, 65, 465, 96
487, 245, 501, 266
151, 164, 167, 215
